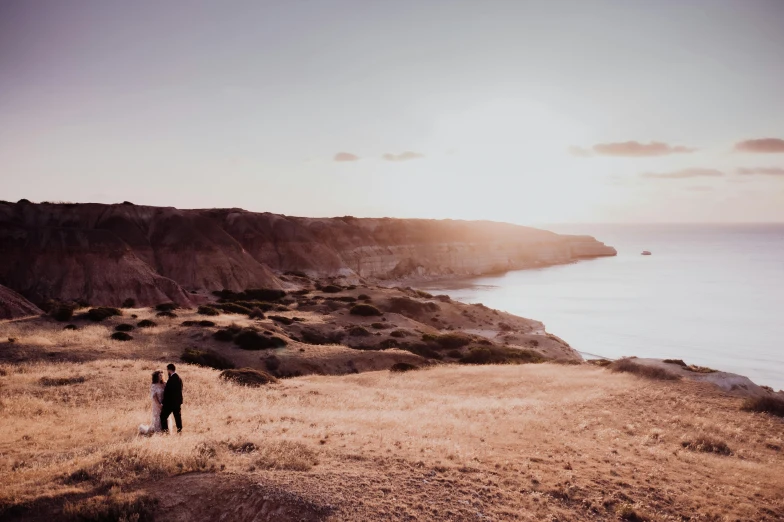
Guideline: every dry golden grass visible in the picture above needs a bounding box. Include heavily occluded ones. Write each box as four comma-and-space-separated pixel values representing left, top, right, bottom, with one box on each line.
1, 358, 783, 520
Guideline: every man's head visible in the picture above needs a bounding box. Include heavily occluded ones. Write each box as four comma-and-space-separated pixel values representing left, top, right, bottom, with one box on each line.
167, 363, 176, 376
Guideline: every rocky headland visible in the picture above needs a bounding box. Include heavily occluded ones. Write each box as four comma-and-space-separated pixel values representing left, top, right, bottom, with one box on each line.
0, 200, 615, 311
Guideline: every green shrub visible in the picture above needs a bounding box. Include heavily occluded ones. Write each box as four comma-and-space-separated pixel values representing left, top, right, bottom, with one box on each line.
219, 368, 278, 386
742, 396, 784, 417
350, 304, 382, 317
399, 342, 442, 360
121, 298, 136, 308
348, 326, 371, 337
198, 305, 220, 316
233, 329, 287, 350
155, 302, 178, 312
87, 307, 122, 322
181, 348, 235, 370
114, 324, 135, 332
300, 327, 345, 345
110, 332, 133, 341
137, 320, 157, 328
383, 297, 439, 316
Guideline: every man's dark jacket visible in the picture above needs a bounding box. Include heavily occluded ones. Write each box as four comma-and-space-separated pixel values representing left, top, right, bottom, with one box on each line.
163, 373, 183, 408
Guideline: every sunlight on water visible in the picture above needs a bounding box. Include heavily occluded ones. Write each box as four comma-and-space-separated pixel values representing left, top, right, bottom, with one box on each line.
423, 224, 784, 390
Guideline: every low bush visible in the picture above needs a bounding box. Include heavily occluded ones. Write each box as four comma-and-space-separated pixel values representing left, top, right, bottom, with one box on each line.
350, 304, 383, 317
214, 302, 252, 315
40, 376, 86, 386
155, 302, 179, 312
378, 339, 400, 349
609, 358, 679, 380
50, 303, 75, 322
219, 368, 278, 386
264, 355, 281, 372
447, 349, 462, 358
114, 324, 135, 332
62, 493, 158, 522
300, 327, 345, 345
348, 326, 371, 337
181, 348, 235, 370
110, 332, 133, 341
413, 289, 433, 298
383, 297, 439, 317
213, 288, 286, 302
198, 320, 216, 327
254, 440, 318, 471
156, 311, 177, 318
399, 342, 442, 360
370, 322, 387, 329
213, 329, 236, 342
121, 298, 136, 308
422, 332, 473, 350
198, 305, 220, 316
284, 270, 309, 278
742, 396, 784, 417
234, 329, 287, 350
389, 329, 410, 338
327, 296, 356, 303
460, 346, 542, 365
63, 324, 79, 331
663, 359, 687, 366
137, 320, 157, 328
87, 307, 122, 322
390, 362, 418, 372
321, 285, 342, 293
248, 307, 265, 319
358, 294, 371, 300
681, 436, 732, 456
269, 315, 294, 325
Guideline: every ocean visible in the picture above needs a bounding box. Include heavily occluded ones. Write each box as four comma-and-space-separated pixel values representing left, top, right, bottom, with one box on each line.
420, 224, 784, 391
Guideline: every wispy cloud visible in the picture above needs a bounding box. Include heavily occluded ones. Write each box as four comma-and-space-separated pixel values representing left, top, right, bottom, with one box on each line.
737, 167, 784, 176
641, 168, 724, 179
567, 146, 593, 157
685, 185, 714, 192
334, 152, 360, 162
572, 141, 697, 157
382, 151, 425, 162
734, 138, 784, 153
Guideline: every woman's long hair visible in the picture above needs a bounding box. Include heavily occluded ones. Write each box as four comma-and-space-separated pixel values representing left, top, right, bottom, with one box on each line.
151, 370, 164, 384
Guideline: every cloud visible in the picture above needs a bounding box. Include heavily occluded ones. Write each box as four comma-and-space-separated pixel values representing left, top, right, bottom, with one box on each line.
381, 151, 425, 162
589, 141, 696, 157
686, 185, 714, 192
334, 152, 360, 162
641, 168, 724, 179
734, 138, 784, 153
737, 166, 784, 176
568, 146, 593, 157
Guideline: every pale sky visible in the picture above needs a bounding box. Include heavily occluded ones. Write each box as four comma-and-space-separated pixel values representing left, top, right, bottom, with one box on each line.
2, 0, 784, 223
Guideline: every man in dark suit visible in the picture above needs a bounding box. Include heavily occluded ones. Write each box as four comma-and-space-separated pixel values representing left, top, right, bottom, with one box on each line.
160, 363, 183, 433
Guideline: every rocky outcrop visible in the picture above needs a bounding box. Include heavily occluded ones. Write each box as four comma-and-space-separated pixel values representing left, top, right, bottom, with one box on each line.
0, 284, 42, 319
0, 201, 616, 306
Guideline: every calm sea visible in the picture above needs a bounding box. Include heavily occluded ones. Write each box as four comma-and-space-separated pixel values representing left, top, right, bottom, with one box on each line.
421, 224, 784, 390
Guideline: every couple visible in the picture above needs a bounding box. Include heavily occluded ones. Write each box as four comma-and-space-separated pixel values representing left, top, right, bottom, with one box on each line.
139, 363, 183, 435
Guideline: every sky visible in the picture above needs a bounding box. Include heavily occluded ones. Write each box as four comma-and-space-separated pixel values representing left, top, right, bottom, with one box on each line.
2, 0, 784, 224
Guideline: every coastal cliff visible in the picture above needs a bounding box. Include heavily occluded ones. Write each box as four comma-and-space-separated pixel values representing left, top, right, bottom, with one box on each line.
0, 201, 615, 306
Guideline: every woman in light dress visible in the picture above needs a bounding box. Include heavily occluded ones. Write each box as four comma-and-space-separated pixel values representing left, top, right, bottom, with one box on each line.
139, 370, 166, 435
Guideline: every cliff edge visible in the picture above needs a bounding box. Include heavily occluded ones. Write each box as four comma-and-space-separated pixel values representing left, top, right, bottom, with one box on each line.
0, 201, 615, 306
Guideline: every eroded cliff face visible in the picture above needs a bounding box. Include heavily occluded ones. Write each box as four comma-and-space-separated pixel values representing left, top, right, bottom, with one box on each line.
0, 202, 616, 306
0, 284, 42, 319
